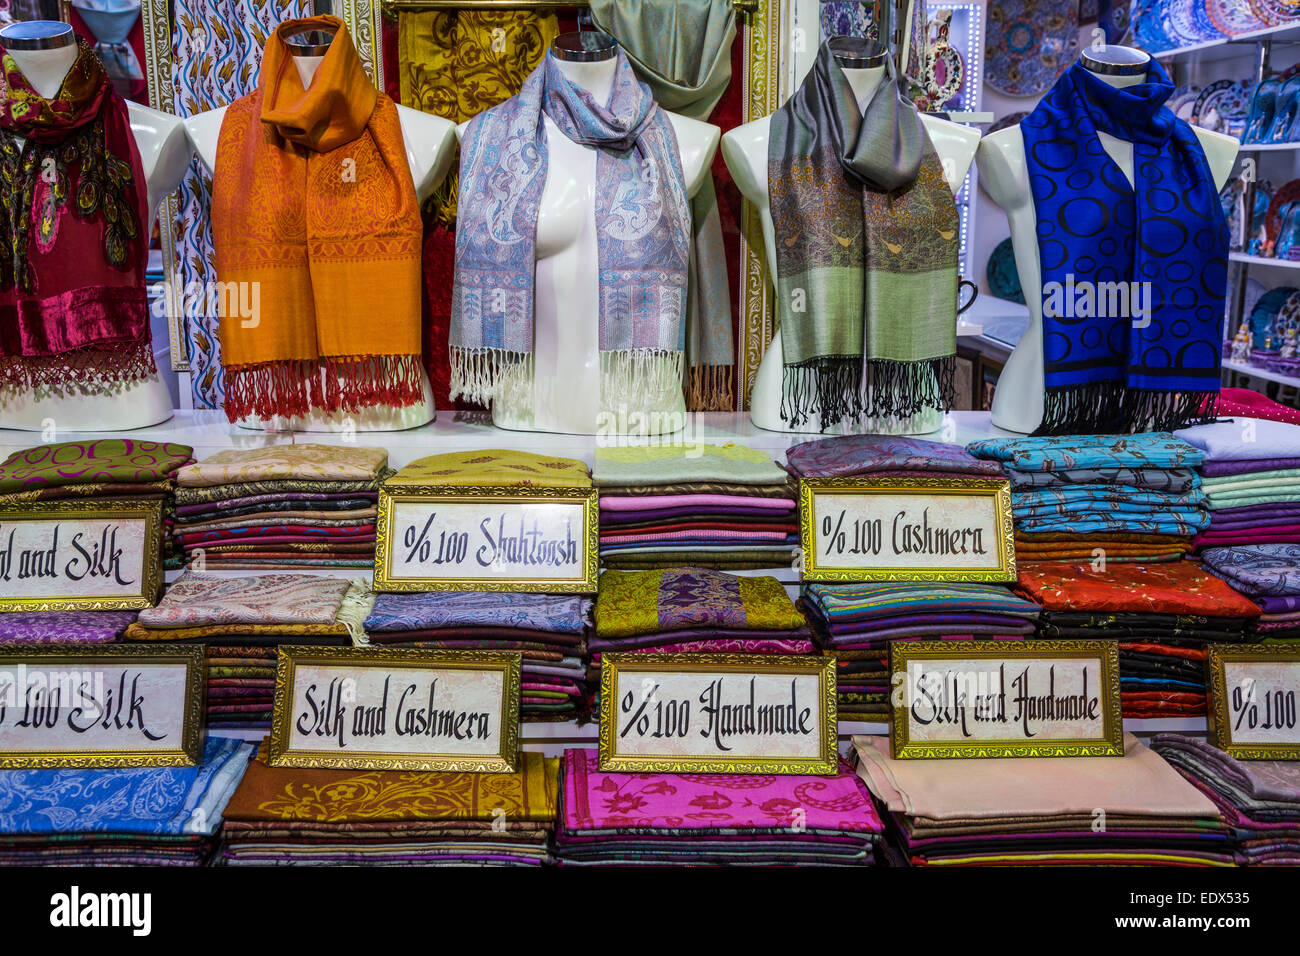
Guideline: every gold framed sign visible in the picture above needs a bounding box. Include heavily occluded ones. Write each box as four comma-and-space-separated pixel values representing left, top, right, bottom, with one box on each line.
0, 645, 204, 769
599, 654, 838, 775
269, 647, 521, 772
374, 485, 599, 593
890, 640, 1123, 759
799, 476, 1016, 582
0, 500, 164, 612
1206, 644, 1300, 760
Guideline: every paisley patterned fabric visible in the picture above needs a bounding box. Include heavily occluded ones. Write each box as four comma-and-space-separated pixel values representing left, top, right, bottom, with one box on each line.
0, 439, 193, 494
1201, 544, 1300, 597
770, 39, 958, 429
176, 444, 388, 488
594, 567, 804, 639
137, 572, 354, 627
0, 39, 151, 392
171, 0, 310, 409
1022, 60, 1228, 435
365, 591, 591, 635
967, 432, 1204, 471
1014, 560, 1262, 617
786, 434, 1002, 478
0, 610, 137, 644
451, 50, 691, 412
0, 736, 252, 836
390, 449, 590, 488
173, 469, 395, 504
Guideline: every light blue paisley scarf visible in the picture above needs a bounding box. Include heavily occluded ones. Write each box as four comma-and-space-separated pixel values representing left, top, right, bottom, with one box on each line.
451, 49, 691, 408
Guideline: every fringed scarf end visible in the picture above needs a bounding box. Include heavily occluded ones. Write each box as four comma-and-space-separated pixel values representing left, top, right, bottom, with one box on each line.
687, 363, 736, 412
782, 355, 953, 431
1036, 383, 1222, 436
601, 349, 685, 410
0, 340, 156, 394
223, 354, 425, 422
448, 347, 532, 408
781, 358, 864, 430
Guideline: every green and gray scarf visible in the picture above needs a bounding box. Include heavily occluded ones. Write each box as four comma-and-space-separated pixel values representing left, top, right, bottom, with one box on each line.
769, 38, 959, 429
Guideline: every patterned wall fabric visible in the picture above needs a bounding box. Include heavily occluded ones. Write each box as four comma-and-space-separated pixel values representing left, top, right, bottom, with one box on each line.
171, 0, 310, 408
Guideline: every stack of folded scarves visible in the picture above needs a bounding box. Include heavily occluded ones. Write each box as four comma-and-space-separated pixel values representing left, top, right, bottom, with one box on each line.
0, 737, 253, 866
966, 433, 1209, 564
853, 734, 1234, 866
589, 567, 815, 715
1155, 734, 1300, 865
125, 572, 368, 732
786, 433, 1005, 482
554, 749, 883, 865
1015, 560, 1262, 719
0, 438, 194, 568
219, 747, 558, 866
1173, 419, 1300, 550
594, 443, 798, 571
799, 582, 1042, 719
1201, 544, 1300, 643
172, 445, 393, 570
0, 611, 138, 645
363, 591, 590, 721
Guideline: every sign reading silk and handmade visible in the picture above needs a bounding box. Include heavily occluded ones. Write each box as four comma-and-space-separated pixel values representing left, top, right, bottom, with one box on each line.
0, 500, 165, 611
890, 641, 1123, 759
1206, 645, 1300, 760
799, 476, 1016, 582
599, 654, 838, 774
269, 647, 522, 773
0, 645, 204, 768
375, 485, 599, 593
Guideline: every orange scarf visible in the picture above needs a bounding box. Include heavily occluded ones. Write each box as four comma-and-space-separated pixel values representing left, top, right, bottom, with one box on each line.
212, 16, 424, 422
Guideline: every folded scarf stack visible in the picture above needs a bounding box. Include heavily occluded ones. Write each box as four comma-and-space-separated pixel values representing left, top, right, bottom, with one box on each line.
589, 567, 814, 716
1201, 544, 1300, 643
1174, 419, 1300, 550
1015, 561, 1262, 719
554, 749, 883, 866
172, 445, 393, 570
126, 572, 368, 732
0, 737, 253, 866
966, 433, 1209, 564
0, 438, 194, 569
800, 582, 1042, 719
363, 591, 591, 721
1154, 734, 1300, 866
786, 433, 1004, 483
219, 747, 558, 866
594, 444, 798, 571
853, 734, 1234, 866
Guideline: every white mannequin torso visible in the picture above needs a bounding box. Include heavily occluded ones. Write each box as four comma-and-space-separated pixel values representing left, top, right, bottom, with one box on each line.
185, 53, 458, 432
977, 52, 1239, 433
454, 53, 720, 436
722, 64, 981, 435
0, 43, 190, 433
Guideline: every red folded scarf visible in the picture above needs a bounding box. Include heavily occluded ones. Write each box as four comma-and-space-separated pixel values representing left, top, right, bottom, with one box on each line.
0, 40, 150, 391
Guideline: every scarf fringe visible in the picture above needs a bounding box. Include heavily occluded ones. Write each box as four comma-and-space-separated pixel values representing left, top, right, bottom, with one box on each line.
450, 346, 687, 413
0, 341, 156, 394
781, 355, 954, 431
223, 354, 424, 422
1035, 383, 1222, 436
687, 363, 736, 412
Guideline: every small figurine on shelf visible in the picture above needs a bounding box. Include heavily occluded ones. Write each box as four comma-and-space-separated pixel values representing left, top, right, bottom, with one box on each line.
1282, 327, 1299, 360
1231, 323, 1253, 364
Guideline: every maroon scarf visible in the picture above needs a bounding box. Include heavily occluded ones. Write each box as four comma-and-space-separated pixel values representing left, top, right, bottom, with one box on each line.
0, 40, 151, 392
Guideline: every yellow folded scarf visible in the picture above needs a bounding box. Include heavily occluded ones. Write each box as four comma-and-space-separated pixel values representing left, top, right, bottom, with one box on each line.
389, 450, 592, 488
212, 16, 424, 421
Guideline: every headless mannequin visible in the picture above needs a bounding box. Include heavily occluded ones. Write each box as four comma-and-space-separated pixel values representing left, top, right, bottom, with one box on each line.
0, 23, 190, 432
186, 31, 457, 433
978, 46, 1239, 434
723, 44, 981, 435
454, 35, 720, 436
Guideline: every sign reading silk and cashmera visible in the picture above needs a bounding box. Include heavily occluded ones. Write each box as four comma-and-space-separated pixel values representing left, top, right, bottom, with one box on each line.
800, 476, 1016, 582
374, 484, 598, 593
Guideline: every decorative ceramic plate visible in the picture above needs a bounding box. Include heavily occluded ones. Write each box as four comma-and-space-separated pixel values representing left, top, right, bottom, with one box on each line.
1190, 0, 1229, 38
1276, 290, 1300, 340
1262, 0, 1300, 22
1100, 0, 1133, 42
1194, 79, 1252, 132
1248, 286, 1297, 342
819, 1, 875, 42
985, 0, 1079, 97
1206, 0, 1267, 34
1133, 0, 1178, 50
987, 238, 1025, 304
1169, 0, 1221, 41
1169, 83, 1201, 121
1266, 178, 1300, 243
1249, 0, 1286, 27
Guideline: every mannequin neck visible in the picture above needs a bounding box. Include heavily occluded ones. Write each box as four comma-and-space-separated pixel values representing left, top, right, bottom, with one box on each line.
1085, 64, 1148, 91
551, 52, 616, 107
842, 64, 885, 115
1080, 47, 1151, 91
7, 44, 79, 99
294, 53, 324, 88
